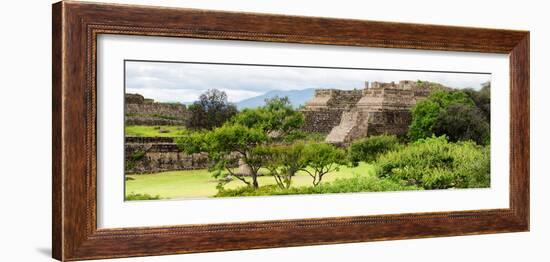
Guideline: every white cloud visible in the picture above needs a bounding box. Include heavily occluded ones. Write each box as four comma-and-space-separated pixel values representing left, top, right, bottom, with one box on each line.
125, 88, 262, 103
125, 61, 491, 103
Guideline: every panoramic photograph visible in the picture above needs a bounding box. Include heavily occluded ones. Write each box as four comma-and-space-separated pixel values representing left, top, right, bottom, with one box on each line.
124, 60, 492, 201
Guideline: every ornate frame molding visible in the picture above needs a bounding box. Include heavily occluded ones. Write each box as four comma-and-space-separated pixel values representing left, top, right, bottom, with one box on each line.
53, 1, 529, 261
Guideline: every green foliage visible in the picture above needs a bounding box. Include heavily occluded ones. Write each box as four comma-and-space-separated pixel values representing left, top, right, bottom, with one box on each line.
177, 124, 267, 155
176, 123, 269, 188
374, 136, 490, 189
188, 89, 238, 130
231, 96, 304, 137
302, 132, 327, 142
206, 124, 268, 156
432, 104, 490, 145
279, 130, 326, 143
349, 135, 400, 165
262, 142, 309, 189
125, 192, 161, 201
409, 87, 491, 145
408, 90, 475, 141
463, 82, 491, 121
215, 174, 419, 197
175, 132, 207, 154
303, 175, 420, 193
301, 142, 348, 186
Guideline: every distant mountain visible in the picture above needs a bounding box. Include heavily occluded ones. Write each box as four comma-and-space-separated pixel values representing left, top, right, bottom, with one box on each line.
236, 88, 316, 109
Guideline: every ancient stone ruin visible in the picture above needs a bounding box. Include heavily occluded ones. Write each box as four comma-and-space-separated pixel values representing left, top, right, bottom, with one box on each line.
301, 80, 448, 144
301, 89, 364, 134
125, 137, 211, 174
125, 94, 195, 173
125, 93, 189, 126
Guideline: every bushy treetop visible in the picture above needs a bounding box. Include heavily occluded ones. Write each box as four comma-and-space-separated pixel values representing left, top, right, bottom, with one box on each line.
231, 96, 304, 137
187, 89, 238, 130
408, 88, 489, 145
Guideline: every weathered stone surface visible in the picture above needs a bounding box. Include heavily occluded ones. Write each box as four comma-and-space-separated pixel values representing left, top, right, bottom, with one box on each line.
304, 80, 447, 144
125, 93, 189, 126
125, 137, 211, 174
125, 136, 174, 143
125, 137, 241, 174
301, 89, 363, 134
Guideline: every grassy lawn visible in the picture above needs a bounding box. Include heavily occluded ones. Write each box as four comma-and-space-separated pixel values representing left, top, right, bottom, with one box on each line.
125, 162, 375, 200
125, 125, 188, 137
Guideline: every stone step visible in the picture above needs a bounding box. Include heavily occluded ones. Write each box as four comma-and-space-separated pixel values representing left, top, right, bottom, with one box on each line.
325, 110, 359, 143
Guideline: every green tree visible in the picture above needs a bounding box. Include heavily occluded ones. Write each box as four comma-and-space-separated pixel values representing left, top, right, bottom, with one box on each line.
177, 124, 268, 188
408, 90, 475, 141
432, 104, 490, 145
232, 96, 304, 138
463, 81, 491, 122
188, 89, 238, 130
348, 135, 400, 166
263, 142, 308, 189
301, 143, 348, 186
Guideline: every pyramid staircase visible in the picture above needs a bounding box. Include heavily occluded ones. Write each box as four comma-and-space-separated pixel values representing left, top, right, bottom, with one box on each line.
325, 110, 360, 144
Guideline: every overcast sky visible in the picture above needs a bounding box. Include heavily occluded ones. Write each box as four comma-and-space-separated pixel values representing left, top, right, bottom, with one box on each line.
125, 61, 491, 103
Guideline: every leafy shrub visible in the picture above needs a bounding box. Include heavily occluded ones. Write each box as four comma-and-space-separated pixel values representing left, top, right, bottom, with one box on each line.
300, 142, 348, 186
282, 131, 326, 143
295, 175, 420, 194
215, 185, 279, 197
231, 96, 304, 137
374, 136, 490, 189
408, 90, 475, 141
215, 175, 419, 197
432, 103, 490, 145
349, 135, 400, 165
409, 88, 491, 145
125, 193, 161, 201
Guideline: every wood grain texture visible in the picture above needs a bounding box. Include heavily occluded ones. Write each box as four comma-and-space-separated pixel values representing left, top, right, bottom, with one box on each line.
52, 1, 530, 261
509, 35, 530, 227
52, 2, 63, 260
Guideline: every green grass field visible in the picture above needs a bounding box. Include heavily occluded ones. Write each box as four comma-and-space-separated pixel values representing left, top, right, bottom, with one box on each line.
125, 162, 375, 200
125, 125, 188, 137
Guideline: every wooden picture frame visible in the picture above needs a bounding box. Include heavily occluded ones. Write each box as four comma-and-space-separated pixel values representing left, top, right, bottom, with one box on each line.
52, 1, 529, 261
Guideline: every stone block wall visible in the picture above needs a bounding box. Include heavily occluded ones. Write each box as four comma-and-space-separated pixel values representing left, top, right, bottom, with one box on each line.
305, 89, 363, 109
300, 89, 363, 134
364, 110, 412, 137
301, 108, 345, 134
125, 93, 189, 126
125, 137, 211, 174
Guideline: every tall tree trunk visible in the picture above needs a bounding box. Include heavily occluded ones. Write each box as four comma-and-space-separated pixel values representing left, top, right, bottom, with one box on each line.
239, 158, 258, 188
252, 175, 259, 189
